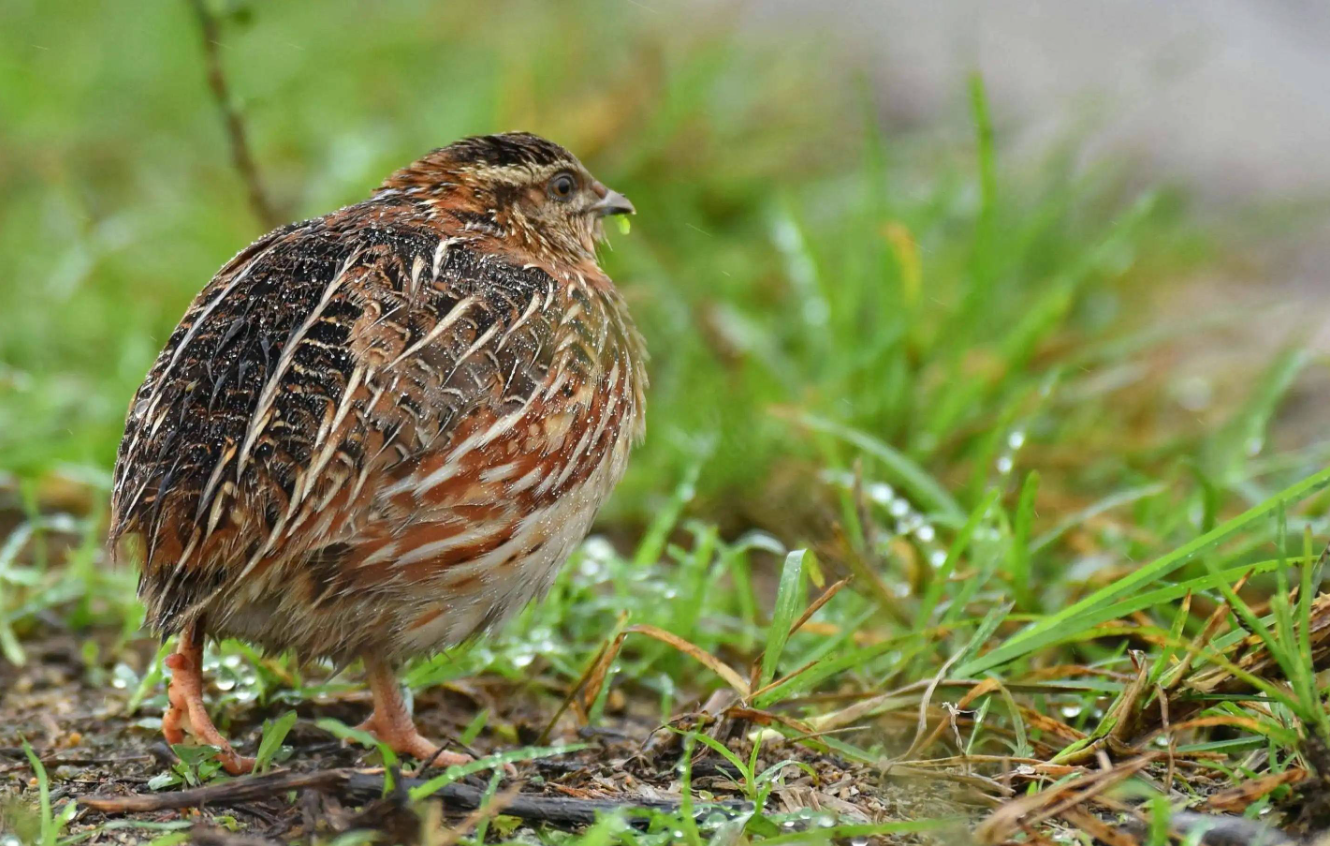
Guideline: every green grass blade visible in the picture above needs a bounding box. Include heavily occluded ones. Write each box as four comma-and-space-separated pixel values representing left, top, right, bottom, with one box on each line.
958, 463, 1330, 676
1030, 482, 1166, 554
796, 412, 962, 520
760, 549, 808, 689
633, 457, 705, 567
254, 710, 297, 773
23, 737, 54, 846
917, 489, 999, 628
1008, 470, 1040, 610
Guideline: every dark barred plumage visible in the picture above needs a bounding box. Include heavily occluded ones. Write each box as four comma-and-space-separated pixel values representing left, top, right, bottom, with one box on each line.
109, 132, 644, 773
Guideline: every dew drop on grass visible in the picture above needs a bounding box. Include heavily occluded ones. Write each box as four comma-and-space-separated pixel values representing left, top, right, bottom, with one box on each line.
111, 663, 140, 690
1007, 430, 1027, 450
582, 535, 615, 564
888, 499, 909, 518
215, 677, 237, 692
869, 483, 894, 504
996, 455, 1014, 475
851, 839, 869, 846
1060, 704, 1082, 718
929, 550, 947, 568
578, 555, 606, 580
915, 524, 936, 543
223, 654, 242, 669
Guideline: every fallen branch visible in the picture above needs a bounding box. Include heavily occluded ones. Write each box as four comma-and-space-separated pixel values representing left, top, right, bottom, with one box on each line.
80, 767, 738, 829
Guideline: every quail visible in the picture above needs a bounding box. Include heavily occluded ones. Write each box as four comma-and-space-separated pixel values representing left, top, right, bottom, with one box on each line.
110, 133, 645, 774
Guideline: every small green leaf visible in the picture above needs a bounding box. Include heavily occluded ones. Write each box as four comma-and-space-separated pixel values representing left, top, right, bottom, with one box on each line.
170, 743, 217, 766
315, 718, 398, 772
254, 710, 298, 773
147, 771, 181, 791
684, 730, 750, 782
22, 738, 53, 846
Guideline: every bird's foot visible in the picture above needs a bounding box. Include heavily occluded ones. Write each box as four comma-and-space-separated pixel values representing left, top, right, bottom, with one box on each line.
163, 644, 254, 776
353, 710, 474, 769
356, 659, 514, 773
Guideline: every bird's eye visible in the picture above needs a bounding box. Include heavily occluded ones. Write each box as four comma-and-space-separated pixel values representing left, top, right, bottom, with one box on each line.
548, 172, 577, 201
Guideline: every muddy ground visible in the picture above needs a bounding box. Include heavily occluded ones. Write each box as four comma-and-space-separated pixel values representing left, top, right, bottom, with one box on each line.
0, 621, 973, 844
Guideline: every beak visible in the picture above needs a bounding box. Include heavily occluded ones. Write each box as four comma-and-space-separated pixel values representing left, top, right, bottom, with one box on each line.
589, 188, 636, 217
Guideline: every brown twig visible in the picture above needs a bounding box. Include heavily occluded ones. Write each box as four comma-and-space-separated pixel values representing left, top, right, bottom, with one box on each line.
80, 767, 737, 829
185, 0, 279, 229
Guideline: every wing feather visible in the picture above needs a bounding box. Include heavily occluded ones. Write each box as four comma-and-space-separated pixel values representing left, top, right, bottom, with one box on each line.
110, 199, 558, 635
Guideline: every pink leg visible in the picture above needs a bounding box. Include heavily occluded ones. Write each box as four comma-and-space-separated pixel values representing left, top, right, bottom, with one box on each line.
162, 625, 254, 775
353, 659, 473, 768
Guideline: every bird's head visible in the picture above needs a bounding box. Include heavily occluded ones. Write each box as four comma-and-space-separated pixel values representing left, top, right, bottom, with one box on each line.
381, 132, 634, 265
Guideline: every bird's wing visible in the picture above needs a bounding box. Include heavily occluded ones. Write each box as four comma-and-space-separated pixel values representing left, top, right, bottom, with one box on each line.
110, 202, 561, 634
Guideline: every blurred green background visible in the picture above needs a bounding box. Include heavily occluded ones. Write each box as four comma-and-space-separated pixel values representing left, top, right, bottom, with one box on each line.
0, 0, 1320, 550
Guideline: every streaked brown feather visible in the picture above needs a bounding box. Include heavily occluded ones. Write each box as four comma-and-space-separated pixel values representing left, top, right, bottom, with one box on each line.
111, 133, 646, 663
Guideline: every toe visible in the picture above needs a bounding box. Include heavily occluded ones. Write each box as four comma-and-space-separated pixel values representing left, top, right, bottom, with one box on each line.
218, 751, 256, 776
419, 748, 475, 769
